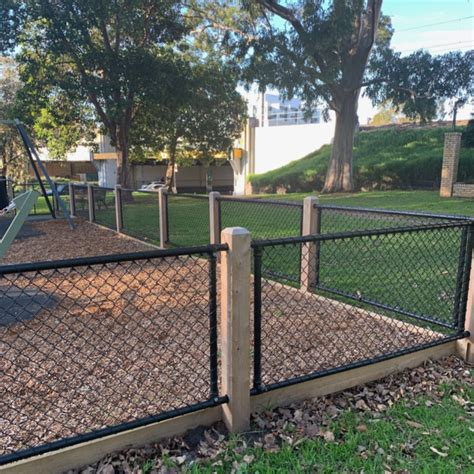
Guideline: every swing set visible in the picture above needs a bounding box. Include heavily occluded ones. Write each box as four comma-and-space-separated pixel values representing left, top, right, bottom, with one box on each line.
0, 119, 74, 258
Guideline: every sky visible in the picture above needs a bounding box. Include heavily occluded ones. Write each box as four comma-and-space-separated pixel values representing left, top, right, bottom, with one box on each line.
383, 0, 473, 55
359, 0, 474, 122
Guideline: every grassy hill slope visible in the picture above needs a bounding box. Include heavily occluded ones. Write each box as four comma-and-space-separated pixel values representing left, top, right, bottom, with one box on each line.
249, 126, 474, 193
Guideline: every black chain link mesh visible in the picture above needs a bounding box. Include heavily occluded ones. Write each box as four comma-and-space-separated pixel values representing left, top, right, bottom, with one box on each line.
319, 205, 463, 234
219, 197, 303, 240
252, 223, 469, 392
316, 226, 468, 326
219, 198, 303, 281
121, 190, 160, 245
167, 194, 209, 247
0, 249, 222, 462
72, 184, 89, 219
92, 186, 116, 230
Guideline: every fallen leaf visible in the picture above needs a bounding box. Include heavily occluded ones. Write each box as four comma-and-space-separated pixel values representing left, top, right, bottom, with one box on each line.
243, 454, 254, 464
355, 400, 369, 411
406, 420, 423, 429
323, 431, 335, 442
430, 447, 448, 457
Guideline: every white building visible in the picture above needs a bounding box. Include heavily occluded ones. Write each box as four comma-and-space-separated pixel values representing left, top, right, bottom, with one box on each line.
232, 92, 336, 195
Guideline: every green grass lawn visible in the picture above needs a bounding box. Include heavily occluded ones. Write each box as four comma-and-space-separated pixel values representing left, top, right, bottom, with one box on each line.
183, 381, 473, 473
252, 190, 474, 217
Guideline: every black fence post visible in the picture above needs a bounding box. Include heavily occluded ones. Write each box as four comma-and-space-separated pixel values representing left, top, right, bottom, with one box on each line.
253, 244, 263, 392
209, 251, 218, 398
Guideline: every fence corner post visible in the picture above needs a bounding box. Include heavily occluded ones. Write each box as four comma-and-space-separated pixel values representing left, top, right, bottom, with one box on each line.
458, 239, 474, 363
300, 196, 320, 291
87, 183, 95, 223
220, 227, 251, 433
68, 182, 76, 217
158, 188, 169, 248
115, 185, 123, 233
209, 191, 221, 245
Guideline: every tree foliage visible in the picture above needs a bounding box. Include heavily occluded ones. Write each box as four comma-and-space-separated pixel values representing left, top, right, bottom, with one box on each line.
191, 0, 387, 193
131, 57, 246, 191
1, 0, 189, 187
366, 49, 474, 123
0, 57, 29, 182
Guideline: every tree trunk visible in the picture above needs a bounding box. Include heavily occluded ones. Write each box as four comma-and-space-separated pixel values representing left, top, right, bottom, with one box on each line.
165, 138, 178, 193
115, 127, 133, 189
322, 91, 359, 193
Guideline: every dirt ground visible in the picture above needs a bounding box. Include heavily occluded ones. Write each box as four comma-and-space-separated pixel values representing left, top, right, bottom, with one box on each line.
1, 218, 153, 265
0, 219, 445, 457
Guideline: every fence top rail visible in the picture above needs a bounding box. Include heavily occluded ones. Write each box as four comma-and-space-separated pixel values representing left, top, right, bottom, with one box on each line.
169, 193, 209, 200
90, 185, 115, 192
0, 243, 229, 275
121, 187, 158, 194
318, 203, 473, 222
218, 196, 303, 208
251, 220, 472, 248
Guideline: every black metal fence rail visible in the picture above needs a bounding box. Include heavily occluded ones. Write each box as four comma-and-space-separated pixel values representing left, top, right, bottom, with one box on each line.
0, 243, 228, 465
251, 221, 471, 394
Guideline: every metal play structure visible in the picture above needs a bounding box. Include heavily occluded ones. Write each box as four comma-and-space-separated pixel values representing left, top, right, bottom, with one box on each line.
0, 119, 74, 258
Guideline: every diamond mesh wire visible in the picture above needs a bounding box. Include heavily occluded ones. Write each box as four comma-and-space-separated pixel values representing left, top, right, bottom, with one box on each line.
252, 223, 469, 392
316, 226, 468, 325
319, 205, 462, 234
219, 198, 303, 281
219, 197, 303, 239
92, 186, 116, 230
167, 194, 210, 247
0, 249, 222, 461
72, 184, 89, 219
121, 190, 160, 245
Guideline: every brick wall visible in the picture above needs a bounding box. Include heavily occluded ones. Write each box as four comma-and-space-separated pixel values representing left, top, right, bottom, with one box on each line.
440, 133, 462, 198
453, 183, 474, 198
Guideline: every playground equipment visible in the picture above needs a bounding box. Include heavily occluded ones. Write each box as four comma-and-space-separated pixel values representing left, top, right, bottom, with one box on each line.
0, 119, 74, 258
0, 190, 40, 258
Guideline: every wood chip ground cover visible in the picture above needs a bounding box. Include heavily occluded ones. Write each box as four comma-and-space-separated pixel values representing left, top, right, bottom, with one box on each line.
0, 219, 460, 461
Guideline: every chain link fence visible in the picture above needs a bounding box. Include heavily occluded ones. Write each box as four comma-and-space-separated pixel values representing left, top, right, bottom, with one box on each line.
120, 189, 160, 245
167, 194, 210, 247
91, 186, 116, 230
218, 197, 303, 239
71, 184, 89, 219
0, 245, 227, 464
251, 221, 471, 393
318, 204, 466, 234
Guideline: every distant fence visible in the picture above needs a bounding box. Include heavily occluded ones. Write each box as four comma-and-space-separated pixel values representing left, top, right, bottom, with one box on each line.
28, 160, 96, 180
